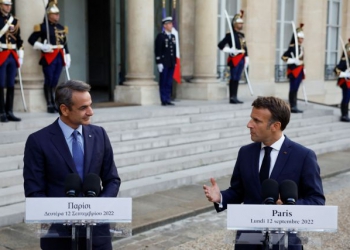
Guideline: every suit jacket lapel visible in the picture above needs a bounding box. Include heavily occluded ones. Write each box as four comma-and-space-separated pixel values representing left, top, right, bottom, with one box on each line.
270, 136, 292, 180
83, 125, 94, 175
50, 119, 77, 174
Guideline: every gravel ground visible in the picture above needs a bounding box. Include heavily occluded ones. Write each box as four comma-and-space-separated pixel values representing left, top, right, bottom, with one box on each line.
168, 173, 350, 250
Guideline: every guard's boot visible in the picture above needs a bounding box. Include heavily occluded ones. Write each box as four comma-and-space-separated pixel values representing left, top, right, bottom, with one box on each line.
44, 85, 55, 113
0, 87, 8, 122
229, 80, 243, 104
340, 103, 350, 122
290, 91, 303, 113
5, 87, 21, 121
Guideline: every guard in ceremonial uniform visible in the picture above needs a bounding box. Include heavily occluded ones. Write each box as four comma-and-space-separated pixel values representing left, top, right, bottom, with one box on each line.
218, 10, 249, 104
334, 39, 350, 122
28, 0, 70, 113
281, 24, 305, 113
155, 16, 176, 106
0, 0, 23, 122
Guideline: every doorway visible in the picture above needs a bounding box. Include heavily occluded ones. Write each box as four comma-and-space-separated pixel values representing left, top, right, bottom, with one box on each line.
87, 0, 112, 102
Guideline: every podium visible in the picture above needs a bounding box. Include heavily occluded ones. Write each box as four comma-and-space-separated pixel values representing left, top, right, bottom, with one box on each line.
25, 197, 132, 250
227, 205, 338, 249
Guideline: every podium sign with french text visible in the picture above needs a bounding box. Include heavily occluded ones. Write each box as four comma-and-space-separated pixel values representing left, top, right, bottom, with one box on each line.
227, 205, 337, 232
25, 197, 132, 223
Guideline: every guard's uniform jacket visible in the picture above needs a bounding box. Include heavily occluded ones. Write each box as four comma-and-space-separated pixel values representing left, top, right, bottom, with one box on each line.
28, 21, 69, 66
282, 44, 305, 80
334, 56, 350, 88
155, 31, 176, 68
218, 31, 248, 67
0, 13, 22, 68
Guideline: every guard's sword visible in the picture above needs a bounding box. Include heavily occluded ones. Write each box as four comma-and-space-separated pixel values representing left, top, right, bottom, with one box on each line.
18, 67, 27, 111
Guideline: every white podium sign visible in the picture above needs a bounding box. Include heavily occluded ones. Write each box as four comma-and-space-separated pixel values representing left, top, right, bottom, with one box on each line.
227, 205, 337, 232
25, 198, 132, 223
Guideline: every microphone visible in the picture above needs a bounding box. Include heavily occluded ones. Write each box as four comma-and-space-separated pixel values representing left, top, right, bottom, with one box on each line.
261, 179, 279, 204
65, 173, 82, 197
279, 180, 298, 205
83, 173, 101, 197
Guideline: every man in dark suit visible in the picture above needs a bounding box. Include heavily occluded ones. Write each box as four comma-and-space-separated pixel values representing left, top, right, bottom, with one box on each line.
203, 96, 325, 249
155, 16, 176, 106
23, 80, 121, 250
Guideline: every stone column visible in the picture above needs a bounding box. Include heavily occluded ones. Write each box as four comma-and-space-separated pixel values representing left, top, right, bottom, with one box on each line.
115, 0, 159, 105
177, 0, 226, 100
14, 0, 46, 112
244, 0, 277, 97
179, 0, 195, 81
296, 0, 329, 102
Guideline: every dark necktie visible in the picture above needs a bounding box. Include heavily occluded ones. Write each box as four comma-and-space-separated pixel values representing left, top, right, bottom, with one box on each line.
259, 146, 273, 183
72, 130, 84, 180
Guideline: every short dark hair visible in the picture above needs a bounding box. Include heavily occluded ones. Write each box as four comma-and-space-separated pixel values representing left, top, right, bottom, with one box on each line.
55, 80, 91, 115
251, 96, 290, 131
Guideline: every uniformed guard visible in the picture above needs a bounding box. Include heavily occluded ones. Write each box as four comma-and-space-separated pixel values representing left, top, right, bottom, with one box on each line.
282, 23, 305, 113
155, 16, 176, 106
334, 39, 350, 122
0, 0, 23, 122
28, 0, 70, 113
218, 10, 249, 104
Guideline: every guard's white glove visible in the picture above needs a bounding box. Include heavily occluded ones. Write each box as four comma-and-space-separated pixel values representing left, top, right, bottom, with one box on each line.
17, 49, 24, 67
157, 64, 164, 73
65, 54, 71, 69
339, 71, 350, 78
222, 47, 244, 56
244, 56, 249, 69
33, 39, 52, 53
287, 58, 303, 66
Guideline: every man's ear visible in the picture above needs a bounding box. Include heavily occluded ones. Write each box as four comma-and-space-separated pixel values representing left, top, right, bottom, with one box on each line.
271, 121, 281, 132
60, 104, 69, 116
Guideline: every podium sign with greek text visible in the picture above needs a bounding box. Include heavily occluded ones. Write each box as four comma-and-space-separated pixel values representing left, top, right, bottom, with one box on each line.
227, 205, 337, 232
25, 198, 132, 223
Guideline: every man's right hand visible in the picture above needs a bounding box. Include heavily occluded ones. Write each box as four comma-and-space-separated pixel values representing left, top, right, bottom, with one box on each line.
157, 64, 164, 73
203, 178, 221, 203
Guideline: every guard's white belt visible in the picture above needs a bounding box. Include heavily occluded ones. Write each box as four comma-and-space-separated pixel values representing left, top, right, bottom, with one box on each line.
0, 44, 17, 49
51, 45, 64, 49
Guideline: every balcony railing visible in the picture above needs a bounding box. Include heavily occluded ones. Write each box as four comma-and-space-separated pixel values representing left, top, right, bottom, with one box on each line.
324, 64, 337, 81
275, 64, 289, 83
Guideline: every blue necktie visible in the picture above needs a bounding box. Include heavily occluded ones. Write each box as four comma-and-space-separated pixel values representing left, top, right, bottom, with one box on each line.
259, 146, 273, 183
72, 130, 84, 180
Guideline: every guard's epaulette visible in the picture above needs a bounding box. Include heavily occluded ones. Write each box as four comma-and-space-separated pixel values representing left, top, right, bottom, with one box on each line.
64, 26, 68, 34
33, 24, 41, 32
289, 44, 295, 47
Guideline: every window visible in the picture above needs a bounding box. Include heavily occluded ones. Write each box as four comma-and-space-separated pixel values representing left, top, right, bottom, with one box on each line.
275, 0, 297, 82
217, 0, 241, 81
325, 0, 342, 80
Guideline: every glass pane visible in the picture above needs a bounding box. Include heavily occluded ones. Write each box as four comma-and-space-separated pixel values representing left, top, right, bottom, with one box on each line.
276, 22, 281, 50
226, 0, 238, 15
327, 0, 330, 24
284, 23, 293, 49
331, 2, 340, 25
277, 0, 282, 20
329, 27, 338, 51
330, 52, 337, 64
284, 0, 295, 21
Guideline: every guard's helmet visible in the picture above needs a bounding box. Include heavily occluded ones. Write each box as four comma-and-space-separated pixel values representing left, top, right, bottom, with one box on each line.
47, 0, 59, 14
232, 10, 244, 25
296, 23, 304, 39
0, 0, 13, 5
345, 39, 350, 52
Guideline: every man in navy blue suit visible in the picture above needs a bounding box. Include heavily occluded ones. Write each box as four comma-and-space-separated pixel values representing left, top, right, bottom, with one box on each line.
23, 80, 120, 250
203, 96, 325, 249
